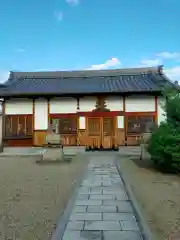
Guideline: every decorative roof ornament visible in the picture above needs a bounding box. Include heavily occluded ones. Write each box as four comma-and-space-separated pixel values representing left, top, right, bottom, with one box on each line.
92, 97, 110, 112
158, 65, 164, 75
8, 71, 13, 81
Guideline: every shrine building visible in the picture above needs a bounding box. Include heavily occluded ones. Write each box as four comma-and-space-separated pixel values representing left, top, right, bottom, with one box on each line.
0, 66, 176, 149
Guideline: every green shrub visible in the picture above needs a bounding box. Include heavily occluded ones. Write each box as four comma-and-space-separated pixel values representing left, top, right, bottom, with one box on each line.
147, 122, 180, 173
147, 88, 180, 173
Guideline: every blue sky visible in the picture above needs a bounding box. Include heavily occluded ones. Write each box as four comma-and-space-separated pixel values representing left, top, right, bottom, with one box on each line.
0, 0, 180, 81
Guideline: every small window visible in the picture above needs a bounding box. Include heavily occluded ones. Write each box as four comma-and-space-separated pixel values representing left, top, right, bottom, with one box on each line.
50, 117, 77, 134
127, 115, 155, 134
5, 115, 33, 137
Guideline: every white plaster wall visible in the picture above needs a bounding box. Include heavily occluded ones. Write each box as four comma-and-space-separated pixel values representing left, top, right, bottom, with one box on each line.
79, 116, 86, 129
50, 97, 77, 114
125, 96, 155, 112
79, 97, 97, 112
5, 99, 33, 115
34, 99, 48, 130
157, 97, 166, 125
117, 116, 124, 128
106, 96, 123, 111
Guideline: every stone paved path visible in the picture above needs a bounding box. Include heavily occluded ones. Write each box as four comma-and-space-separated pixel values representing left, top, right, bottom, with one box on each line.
62, 154, 143, 240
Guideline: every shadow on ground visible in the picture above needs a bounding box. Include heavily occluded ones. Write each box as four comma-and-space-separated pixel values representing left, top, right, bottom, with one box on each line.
131, 157, 180, 177
130, 157, 157, 173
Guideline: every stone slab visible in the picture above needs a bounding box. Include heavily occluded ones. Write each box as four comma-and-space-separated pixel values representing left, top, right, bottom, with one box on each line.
72, 206, 87, 213
103, 213, 136, 221
101, 181, 112, 186
84, 220, 121, 231
78, 188, 91, 194
90, 194, 115, 200
77, 194, 89, 200
66, 221, 84, 230
93, 171, 109, 174
76, 200, 102, 206
117, 204, 134, 213
87, 206, 117, 213
111, 179, 124, 184
82, 180, 102, 187
103, 200, 133, 212
103, 231, 142, 240
82, 183, 102, 187
62, 230, 102, 240
70, 213, 102, 221
102, 189, 126, 195
101, 186, 124, 191
90, 188, 103, 194
115, 194, 129, 200
120, 220, 140, 231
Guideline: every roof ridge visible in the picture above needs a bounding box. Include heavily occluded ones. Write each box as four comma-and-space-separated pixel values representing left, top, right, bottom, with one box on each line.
8, 66, 163, 80
11, 66, 161, 73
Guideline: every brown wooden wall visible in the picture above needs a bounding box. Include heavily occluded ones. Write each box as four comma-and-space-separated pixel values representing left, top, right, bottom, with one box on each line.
3, 113, 157, 147
3, 95, 158, 147
4, 138, 33, 147
34, 131, 47, 146
125, 112, 156, 146
4, 114, 33, 147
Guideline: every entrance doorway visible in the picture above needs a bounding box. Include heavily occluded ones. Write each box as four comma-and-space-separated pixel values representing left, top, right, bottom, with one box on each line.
87, 116, 115, 149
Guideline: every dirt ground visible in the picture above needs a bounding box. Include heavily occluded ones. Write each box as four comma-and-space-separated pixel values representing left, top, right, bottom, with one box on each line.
0, 154, 87, 240
118, 157, 180, 240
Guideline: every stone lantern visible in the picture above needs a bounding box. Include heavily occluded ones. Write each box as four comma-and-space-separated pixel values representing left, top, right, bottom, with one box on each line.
42, 126, 64, 162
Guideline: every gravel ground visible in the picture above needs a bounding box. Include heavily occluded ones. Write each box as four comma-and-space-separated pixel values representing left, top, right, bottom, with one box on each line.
0, 154, 87, 240
118, 157, 180, 240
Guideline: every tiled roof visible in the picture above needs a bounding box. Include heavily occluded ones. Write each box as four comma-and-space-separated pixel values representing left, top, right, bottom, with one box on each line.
0, 66, 177, 96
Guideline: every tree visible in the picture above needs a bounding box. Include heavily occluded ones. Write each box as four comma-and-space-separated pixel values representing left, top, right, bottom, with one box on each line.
147, 88, 180, 173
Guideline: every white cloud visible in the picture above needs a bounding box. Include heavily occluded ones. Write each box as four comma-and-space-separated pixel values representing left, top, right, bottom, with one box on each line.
87, 57, 121, 70
138, 57, 180, 81
0, 71, 9, 83
164, 66, 180, 81
16, 48, 25, 53
55, 11, 63, 21
66, 0, 80, 5
36, 68, 51, 71
140, 58, 162, 67
156, 51, 180, 59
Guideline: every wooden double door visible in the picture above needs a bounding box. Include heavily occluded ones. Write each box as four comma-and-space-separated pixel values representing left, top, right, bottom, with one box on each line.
87, 116, 115, 149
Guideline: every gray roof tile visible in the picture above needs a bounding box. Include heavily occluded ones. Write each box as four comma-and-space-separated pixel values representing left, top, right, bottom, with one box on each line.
0, 66, 176, 96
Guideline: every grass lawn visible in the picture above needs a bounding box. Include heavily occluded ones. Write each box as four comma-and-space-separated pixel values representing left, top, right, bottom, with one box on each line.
0, 154, 87, 240
118, 156, 180, 240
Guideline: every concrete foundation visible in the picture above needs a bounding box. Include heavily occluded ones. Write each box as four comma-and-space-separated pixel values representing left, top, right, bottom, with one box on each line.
2, 146, 85, 156
42, 148, 64, 162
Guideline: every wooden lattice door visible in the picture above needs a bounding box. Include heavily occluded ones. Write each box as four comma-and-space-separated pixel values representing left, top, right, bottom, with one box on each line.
87, 117, 101, 148
87, 116, 115, 149
102, 117, 114, 148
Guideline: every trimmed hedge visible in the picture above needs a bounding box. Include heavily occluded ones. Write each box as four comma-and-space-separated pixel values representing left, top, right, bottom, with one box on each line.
147, 89, 180, 173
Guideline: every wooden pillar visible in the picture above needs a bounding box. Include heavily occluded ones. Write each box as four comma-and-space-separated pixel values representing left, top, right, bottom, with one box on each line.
47, 98, 50, 130
0, 99, 5, 152
114, 113, 118, 148
123, 96, 127, 146
32, 98, 35, 145
155, 96, 158, 125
